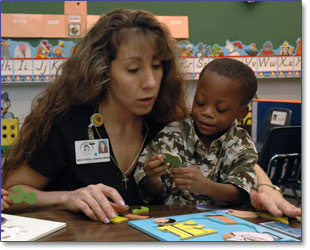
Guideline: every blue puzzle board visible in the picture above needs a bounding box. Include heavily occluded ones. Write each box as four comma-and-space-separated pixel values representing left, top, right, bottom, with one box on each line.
128, 211, 299, 242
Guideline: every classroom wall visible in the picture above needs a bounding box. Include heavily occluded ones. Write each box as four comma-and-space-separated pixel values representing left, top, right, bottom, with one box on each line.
1, 1, 302, 124
4, 77, 301, 126
2, 1, 301, 48
185, 78, 301, 109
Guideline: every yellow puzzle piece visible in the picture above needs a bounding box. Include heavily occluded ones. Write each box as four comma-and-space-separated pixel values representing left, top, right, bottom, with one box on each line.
110, 215, 128, 224
257, 211, 289, 224
157, 220, 217, 240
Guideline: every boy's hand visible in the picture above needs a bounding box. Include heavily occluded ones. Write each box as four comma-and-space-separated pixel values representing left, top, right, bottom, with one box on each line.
143, 155, 169, 184
170, 166, 208, 194
1, 188, 13, 211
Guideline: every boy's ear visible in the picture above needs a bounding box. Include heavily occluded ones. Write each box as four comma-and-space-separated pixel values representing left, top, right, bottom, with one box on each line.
237, 105, 249, 122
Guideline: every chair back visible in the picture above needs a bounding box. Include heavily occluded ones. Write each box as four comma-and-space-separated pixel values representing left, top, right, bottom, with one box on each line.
266, 153, 301, 184
256, 108, 292, 153
258, 126, 301, 171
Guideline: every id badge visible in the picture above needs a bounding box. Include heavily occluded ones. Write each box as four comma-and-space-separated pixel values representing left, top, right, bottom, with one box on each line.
75, 139, 110, 165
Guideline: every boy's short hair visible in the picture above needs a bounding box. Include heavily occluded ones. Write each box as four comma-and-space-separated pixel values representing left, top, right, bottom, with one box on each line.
199, 58, 257, 105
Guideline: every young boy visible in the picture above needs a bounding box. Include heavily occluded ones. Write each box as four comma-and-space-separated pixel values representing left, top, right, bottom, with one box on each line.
134, 58, 258, 206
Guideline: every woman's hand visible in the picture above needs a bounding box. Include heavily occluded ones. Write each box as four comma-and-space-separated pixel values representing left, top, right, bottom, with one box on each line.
62, 184, 128, 223
250, 188, 301, 217
252, 164, 301, 218
1, 188, 13, 211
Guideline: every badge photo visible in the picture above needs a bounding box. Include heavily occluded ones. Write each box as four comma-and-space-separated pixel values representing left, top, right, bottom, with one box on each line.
75, 139, 110, 165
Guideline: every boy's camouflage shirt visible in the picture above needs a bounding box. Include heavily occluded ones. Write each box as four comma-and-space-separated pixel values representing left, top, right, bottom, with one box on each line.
134, 115, 258, 206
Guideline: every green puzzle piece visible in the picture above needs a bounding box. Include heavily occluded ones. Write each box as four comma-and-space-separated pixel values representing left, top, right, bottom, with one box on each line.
163, 152, 182, 167
132, 206, 149, 215
9, 186, 37, 205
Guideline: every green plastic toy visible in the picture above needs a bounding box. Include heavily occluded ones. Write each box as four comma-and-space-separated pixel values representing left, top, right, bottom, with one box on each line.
8, 186, 37, 205
132, 206, 149, 215
163, 152, 182, 167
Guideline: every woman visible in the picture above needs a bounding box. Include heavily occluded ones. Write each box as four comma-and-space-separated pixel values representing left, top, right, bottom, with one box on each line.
1, 8, 188, 223
1, 8, 300, 221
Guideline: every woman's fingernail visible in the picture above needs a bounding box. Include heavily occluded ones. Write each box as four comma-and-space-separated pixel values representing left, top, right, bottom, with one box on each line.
110, 212, 117, 218
119, 200, 125, 206
104, 217, 110, 223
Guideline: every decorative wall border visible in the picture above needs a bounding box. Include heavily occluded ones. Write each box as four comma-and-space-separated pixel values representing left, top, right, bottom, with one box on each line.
179, 39, 301, 79
1, 38, 301, 83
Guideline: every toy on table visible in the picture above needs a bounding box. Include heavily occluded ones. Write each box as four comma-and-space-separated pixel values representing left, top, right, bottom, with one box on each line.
228, 209, 258, 219
132, 206, 149, 215
128, 211, 299, 241
259, 221, 301, 238
110, 215, 128, 224
256, 211, 289, 224
124, 214, 150, 220
8, 186, 37, 205
203, 214, 237, 225
153, 218, 177, 226
157, 220, 217, 240
195, 205, 230, 213
113, 207, 150, 222
195, 206, 258, 219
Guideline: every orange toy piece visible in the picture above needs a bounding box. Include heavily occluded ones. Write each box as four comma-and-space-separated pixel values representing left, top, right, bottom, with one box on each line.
205, 215, 237, 225
228, 209, 258, 219
124, 214, 150, 220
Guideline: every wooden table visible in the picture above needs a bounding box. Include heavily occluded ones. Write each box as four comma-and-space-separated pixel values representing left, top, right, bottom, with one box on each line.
5, 205, 301, 241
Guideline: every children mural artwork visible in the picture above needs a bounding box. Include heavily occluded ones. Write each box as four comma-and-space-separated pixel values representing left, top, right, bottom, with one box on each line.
34, 40, 52, 58
1, 40, 12, 59
225, 41, 240, 56
194, 43, 210, 59
1, 92, 14, 119
52, 41, 66, 58
260, 42, 275, 57
0, 38, 301, 82
14, 43, 32, 58
177, 39, 301, 79
176, 39, 301, 58
1, 39, 75, 82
